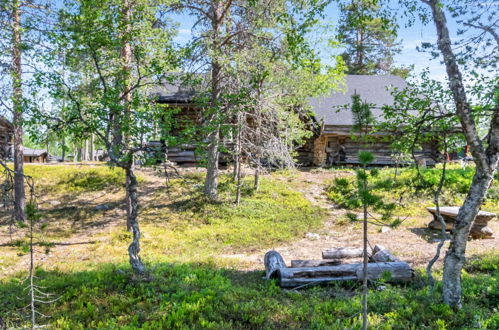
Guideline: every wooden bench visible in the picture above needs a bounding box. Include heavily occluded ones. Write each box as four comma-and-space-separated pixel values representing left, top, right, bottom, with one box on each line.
427, 206, 496, 239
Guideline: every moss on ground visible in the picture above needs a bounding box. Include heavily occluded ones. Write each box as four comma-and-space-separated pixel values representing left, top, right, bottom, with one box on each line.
1, 255, 498, 329
326, 164, 499, 216
1, 164, 498, 329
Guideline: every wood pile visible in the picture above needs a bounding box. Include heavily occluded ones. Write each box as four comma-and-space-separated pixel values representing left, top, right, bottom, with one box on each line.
427, 206, 496, 239
264, 245, 413, 288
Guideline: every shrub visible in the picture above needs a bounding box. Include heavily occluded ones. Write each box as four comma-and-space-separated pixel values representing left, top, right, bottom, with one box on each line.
326, 177, 361, 209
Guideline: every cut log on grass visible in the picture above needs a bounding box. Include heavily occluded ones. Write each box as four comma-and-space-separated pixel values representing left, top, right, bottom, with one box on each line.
291, 260, 341, 268
322, 247, 372, 259
371, 249, 400, 263
264, 251, 413, 288
264, 250, 287, 280
278, 262, 413, 288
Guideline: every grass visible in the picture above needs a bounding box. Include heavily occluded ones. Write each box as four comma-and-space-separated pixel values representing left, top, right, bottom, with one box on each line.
21, 164, 128, 194
326, 164, 499, 216
0, 255, 498, 329
1, 166, 326, 273
1, 164, 498, 328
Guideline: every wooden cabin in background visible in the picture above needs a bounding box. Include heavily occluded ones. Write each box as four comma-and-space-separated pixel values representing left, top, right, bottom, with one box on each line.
154, 75, 441, 167
0, 117, 14, 159
307, 75, 439, 167
23, 148, 48, 163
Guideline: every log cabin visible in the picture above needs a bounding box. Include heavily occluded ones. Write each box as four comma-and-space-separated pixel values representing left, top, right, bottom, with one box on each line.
155, 75, 441, 167
23, 148, 48, 163
0, 117, 14, 159
307, 75, 439, 166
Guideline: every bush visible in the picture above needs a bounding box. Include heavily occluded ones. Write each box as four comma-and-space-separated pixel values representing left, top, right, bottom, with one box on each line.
326, 177, 361, 209
326, 166, 499, 214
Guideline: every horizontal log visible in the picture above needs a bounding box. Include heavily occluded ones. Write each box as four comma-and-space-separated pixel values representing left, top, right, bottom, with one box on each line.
279, 276, 357, 288
427, 207, 496, 221
470, 226, 494, 239
291, 260, 341, 268
371, 249, 400, 263
278, 262, 413, 288
279, 263, 362, 280
428, 220, 454, 231
322, 247, 371, 259
355, 262, 413, 282
428, 220, 494, 238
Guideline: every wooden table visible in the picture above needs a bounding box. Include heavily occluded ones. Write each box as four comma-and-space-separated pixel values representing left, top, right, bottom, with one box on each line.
427, 206, 496, 239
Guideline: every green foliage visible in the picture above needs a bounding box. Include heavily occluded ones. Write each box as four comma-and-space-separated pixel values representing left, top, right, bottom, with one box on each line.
327, 165, 499, 215
326, 177, 361, 209
1, 255, 498, 328
17, 165, 127, 194
336, 0, 411, 77
351, 94, 375, 135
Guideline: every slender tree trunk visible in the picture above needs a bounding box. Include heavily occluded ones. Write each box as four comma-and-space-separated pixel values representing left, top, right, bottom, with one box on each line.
204, 3, 223, 201
122, 0, 134, 232
90, 134, 94, 161
254, 162, 260, 191
361, 165, 368, 330
235, 119, 242, 204
424, 0, 499, 308
125, 165, 145, 274
83, 139, 88, 161
442, 172, 494, 307
12, 0, 25, 222
125, 160, 133, 231
61, 137, 66, 162
233, 152, 239, 181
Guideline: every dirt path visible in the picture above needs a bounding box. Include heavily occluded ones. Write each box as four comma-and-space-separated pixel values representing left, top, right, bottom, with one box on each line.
223, 169, 499, 270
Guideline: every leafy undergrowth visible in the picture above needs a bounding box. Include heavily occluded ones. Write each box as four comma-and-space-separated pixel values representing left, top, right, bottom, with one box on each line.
1, 166, 326, 273
1, 165, 498, 328
137, 172, 326, 256
326, 164, 499, 216
1, 255, 498, 329
18, 164, 128, 194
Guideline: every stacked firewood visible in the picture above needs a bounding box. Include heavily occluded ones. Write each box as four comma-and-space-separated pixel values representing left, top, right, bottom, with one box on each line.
264, 245, 413, 288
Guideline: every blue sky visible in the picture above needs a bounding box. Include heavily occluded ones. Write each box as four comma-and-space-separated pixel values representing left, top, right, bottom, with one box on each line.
170, 2, 453, 82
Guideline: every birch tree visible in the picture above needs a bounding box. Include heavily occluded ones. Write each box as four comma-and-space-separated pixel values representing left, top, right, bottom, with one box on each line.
35, 0, 178, 273
389, 0, 498, 308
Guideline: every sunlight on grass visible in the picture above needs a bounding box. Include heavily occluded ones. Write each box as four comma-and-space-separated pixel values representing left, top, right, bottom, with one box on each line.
326, 165, 499, 217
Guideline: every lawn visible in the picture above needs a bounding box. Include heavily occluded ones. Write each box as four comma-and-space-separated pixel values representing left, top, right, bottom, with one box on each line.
0, 164, 498, 329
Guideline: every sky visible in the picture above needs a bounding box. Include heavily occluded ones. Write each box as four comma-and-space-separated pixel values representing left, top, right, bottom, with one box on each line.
169, 1, 458, 83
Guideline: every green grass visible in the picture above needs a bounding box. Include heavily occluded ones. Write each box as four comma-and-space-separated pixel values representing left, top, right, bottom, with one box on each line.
1, 255, 498, 329
17, 164, 128, 194
326, 165, 499, 216
1, 165, 498, 328
1, 167, 327, 272
138, 173, 326, 255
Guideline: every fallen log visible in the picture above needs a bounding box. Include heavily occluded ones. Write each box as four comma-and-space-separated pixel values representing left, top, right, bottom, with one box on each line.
371, 245, 400, 263
291, 259, 341, 268
264, 250, 287, 280
265, 251, 413, 288
322, 247, 371, 259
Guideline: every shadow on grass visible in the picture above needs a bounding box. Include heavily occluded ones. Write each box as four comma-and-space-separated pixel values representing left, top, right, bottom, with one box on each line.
409, 227, 451, 243
1, 258, 497, 329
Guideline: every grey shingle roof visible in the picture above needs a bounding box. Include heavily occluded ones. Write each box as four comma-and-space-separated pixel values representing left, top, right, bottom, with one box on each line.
23, 147, 48, 157
154, 81, 196, 103
309, 75, 407, 126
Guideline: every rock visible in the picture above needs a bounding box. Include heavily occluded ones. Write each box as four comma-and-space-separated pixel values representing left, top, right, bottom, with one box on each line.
49, 200, 61, 206
95, 203, 111, 211
381, 226, 391, 233
305, 232, 320, 240
377, 285, 387, 291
